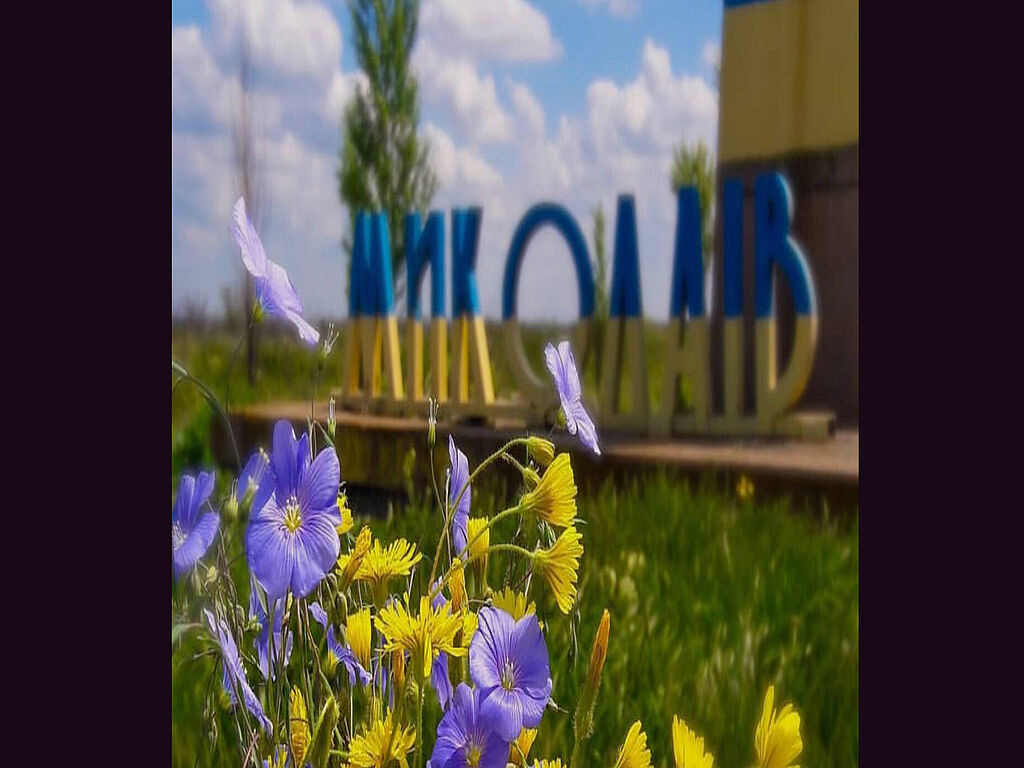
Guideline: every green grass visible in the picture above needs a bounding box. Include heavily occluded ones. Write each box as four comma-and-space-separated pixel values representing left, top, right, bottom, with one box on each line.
171, 475, 858, 768
172, 327, 857, 767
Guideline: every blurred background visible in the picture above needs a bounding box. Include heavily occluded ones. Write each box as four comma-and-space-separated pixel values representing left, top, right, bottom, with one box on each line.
172, 1, 858, 766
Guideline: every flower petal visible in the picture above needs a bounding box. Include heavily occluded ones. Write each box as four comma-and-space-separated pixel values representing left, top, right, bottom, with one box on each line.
511, 614, 551, 693
432, 652, 454, 710
479, 686, 523, 741
272, 420, 299, 500
232, 197, 267, 278
470, 608, 515, 690
300, 445, 340, 513
557, 340, 582, 402
173, 512, 220, 576
290, 512, 341, 598
173, 474, 196, 528
309, 601, 329, 629
246, 505, 295, 599
572, 402, 601, 455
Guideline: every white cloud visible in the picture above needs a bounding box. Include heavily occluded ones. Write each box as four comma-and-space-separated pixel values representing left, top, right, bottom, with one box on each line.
207, 0, 342, 83
413, 42, 513, 145
702, 40, 721, 71
420, 0, 562, 63
422, 123, 503, 192
579, 0, 641, 19
509, 80, 545, 137
172, 1, 358, 321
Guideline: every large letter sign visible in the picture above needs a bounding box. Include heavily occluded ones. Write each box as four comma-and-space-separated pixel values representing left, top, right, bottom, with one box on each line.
599, 195, 649, 429
501, 203, 594, 416
405, 211, 446, 403
754, 173, 817, 429
340, 171, 827, 439
451, 208, 495, 407
656, 186, 709, 434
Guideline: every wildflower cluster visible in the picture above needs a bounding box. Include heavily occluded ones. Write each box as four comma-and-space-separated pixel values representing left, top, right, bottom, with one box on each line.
170, 199, 805, 768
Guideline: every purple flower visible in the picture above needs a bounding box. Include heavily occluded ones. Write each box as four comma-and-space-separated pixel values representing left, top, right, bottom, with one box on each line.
309, 602, 371, 686
232, 197, 319, 346
544, 341, 601, 455
249, 578, 292, 681
172, 471, 220, 577
469, 607, 552, 741
204, 608, 273, 735
429, 683, 511, 768
246, 420, 342, 599
236, 448, 272, 512
431, 581, 454, 710
448, 436, 471, 553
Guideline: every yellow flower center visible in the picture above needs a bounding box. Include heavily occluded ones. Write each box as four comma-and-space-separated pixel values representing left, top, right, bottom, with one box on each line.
466, 743, 483, 767
501, 660, 517, 691
283, 497, 302, 533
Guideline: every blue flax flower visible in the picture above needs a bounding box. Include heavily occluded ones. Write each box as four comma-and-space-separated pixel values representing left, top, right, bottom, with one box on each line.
236, 448, 272, 512
232, 197, 319, 346
429, 683, 510, 768
172, 471, 219, 577
469, 607, 552, 741
246, 420, 342, 599
309, 602, 371, 686
448, 436, 471, 553
544, 340, 601, 455
249, 578, 292, 681
204, 608, 273, 735
430, 581, 455, 710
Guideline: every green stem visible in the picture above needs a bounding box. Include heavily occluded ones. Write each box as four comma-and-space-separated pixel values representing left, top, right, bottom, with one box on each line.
428, 505, 522, 602
426, 438, 529, 588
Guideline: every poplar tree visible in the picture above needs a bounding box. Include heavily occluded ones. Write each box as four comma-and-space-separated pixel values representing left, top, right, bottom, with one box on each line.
338, 0, 437, 302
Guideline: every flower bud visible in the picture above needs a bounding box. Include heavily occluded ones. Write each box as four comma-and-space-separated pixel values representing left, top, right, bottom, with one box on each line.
322, 648, 339, 678
223, 491, 239, 521
307, 695, 339, 768
527, 436, 555, 468
523, 466, 541, 490
327, 396, 337, 441
392, 648, 406, 692
573, 608, 611, 749
427, 398, 438, 449
450, 558, 467, 613
204, 565, 219, 587
252, 301, 264, 324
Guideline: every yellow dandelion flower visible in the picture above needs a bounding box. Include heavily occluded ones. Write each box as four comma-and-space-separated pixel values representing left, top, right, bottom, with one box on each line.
519, 452, 577, 528
672, 716, 714, 768
348, 709, 416, 768
355, 538, 423, 591
347, 607, 373, 671
449, 558, 468, 613
375, 595, 466, 680
755, 686, 802, 768
532, 760, 565, 768
532, 526, 583, 614
737, 475, 754, 501
337, 525, 373, 589
460, 609, 478, 648
527, 436, 555, 468
491, 586, 536, 621
289, 689, 310, 767
509, 728, 538, 766
613, 721, 651, 768
337, 492, 354, 535
466, 517, 490, 567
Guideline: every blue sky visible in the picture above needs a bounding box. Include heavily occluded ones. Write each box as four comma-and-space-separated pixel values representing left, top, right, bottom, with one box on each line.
172, 0, 723, 323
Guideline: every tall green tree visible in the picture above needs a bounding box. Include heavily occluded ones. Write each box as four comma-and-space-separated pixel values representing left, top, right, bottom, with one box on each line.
338, 0, 437, 302
670, 139, 715, 266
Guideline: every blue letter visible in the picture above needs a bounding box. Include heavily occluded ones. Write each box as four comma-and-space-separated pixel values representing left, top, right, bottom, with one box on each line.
502, 203, 594, 320
754, 173, 814, 318
452, 208, 482, 316
609, 195, 642, 317
405, 211, 445, 319
669, 186, 706, 319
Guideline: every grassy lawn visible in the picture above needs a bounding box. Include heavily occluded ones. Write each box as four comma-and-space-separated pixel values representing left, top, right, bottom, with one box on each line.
171, 326, 858, 767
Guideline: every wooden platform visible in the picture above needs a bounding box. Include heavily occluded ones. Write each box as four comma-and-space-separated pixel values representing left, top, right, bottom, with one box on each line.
212, 401, 858, 514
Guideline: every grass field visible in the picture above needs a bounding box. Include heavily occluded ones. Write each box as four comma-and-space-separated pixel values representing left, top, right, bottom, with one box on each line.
171, 323, 858, 767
